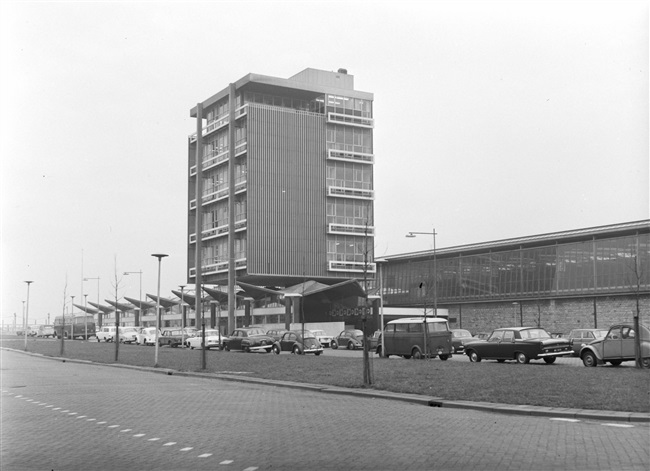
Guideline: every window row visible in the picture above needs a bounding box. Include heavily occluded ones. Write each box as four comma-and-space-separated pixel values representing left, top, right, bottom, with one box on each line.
326, 125, 372, 154
326, 200, 372, 227
327, 236, 373, 263
326, 94, 372, 117
326, 162, 373, 190
201, 237, 247, 265
243, 91, 320, 113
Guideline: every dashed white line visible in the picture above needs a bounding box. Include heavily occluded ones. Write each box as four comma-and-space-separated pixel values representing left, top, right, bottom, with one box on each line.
198, 454, 212, 458
87, 418, 96, 421
220, 460, 234, 464
243, 467, 259, 471
162, 442, 177, 447
549, 418, 580, 422
148, 438, 161, 441
120, 429, 133, 432
179, 447, 193, 452
133, 433, 146, 437
108, 425, 119, 428
97, 421, 107, 424
602, 423, 635, 428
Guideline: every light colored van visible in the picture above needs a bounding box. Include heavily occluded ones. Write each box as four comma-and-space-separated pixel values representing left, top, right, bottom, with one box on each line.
382, 317, 452, 360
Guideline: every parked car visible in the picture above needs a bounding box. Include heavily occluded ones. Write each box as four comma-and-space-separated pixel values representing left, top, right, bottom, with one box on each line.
579, 324, 650, 368
566, 328, 609, 357
97, 326, 138, 343
266, 329, 288, 342
37, 325, 55, 338
474, 332, 490, 340
136, 327, 159, 346
272, 330, 323, 355
450, 329, 476, 354
186, 329, 227, 350
222, 327, 274, 353
158, 329, 186, 347
368, 330, 382, 351
331, 329, 365, 350
464, 327, 573, 364
310, 329, 333, 347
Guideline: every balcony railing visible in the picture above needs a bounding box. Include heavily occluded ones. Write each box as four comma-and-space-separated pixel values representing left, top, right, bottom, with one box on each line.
190, 149, 230, 176
328, 223, 375, 237
327, 148, 374, 164
328, 260, 376, 274
327, 112, 374, 128
189, 180, 248, 210
189, 258, 247, 278
327, 186, 374, 200
189, 219, 248, 244
188, 105, 248, 143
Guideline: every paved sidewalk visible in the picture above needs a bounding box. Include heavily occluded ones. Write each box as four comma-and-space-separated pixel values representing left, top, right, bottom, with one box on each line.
8, 347, 650, 423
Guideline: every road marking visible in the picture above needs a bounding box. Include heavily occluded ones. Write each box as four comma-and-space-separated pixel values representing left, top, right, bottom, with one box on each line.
148, 438, 161, 441
97, 421, 106, 424
602, 423, 634, 428
76, 415, 86, 419
243, 467, 259, 471
179, 447, 193, 452
87, 418, 96, 421
68, 412, 78, 415
549, 418, 580, 422
198, 454, 212, 458
61, 410, 69, 413
162, 442, 177, 446
108, 425, 119, 428
46, 405, 53, 407
220, 460, 234, 464
133, 433, 146, 437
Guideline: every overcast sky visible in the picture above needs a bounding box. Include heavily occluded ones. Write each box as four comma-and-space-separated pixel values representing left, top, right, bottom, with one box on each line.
1, 1, 648, 326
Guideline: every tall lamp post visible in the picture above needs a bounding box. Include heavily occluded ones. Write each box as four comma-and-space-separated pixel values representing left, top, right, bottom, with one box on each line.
151, 254, 168, 368
84, 277, 100, 327
24, 281, 33, 351
406, 228, 437, 358
179, 285, 186, 349
124, 270, 143, 326
375, 259, 387, 357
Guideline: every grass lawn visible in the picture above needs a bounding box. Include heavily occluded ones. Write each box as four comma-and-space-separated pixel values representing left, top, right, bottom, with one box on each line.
3, 337, 649, 413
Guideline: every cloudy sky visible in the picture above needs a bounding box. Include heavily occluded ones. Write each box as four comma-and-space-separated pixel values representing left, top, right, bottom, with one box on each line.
1, 1, 647, 326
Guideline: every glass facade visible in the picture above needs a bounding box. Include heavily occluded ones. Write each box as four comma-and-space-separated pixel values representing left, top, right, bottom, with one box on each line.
383, 233, 650, 306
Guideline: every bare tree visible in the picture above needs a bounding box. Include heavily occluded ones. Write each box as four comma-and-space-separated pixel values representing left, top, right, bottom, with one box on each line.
111, 255, 124, 362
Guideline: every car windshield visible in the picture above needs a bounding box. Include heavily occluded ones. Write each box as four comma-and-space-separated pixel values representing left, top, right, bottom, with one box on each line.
453, 330, 472, 338
301, 332, 316, 339
203, 330, 220, 336
520, 329, 551, 339
311, 330, 325, 336
248, 328, 266, 336
351, 330, 364, 336
595, 330, 608, 338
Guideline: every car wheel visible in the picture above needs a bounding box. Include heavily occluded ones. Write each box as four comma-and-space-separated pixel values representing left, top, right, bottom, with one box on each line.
403, 355, 412, 359
224, 344, 230, 351
272, 345, 280, 355
516, 352, 529, 364
376, 346, 382, 356
331, 340, 338, 350
412, 348, 423, 360
543, 357, 556, 364
642, 358, 650, 369
347, 341, 355, 350
496, 359, 505, 363
293, 345, 301, 355
190, 346, 195, 350
582, 351, 597, 367
608, 360, 622, 366
468, 350, 481, 363
315, 351, 321, 356
439, 354, 449, 361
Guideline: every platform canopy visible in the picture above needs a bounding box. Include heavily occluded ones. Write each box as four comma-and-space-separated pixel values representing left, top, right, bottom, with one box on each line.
123, 296, 157, 310
202, 286, 247, 303
88, 301, 115, 314
237, 279, 367, 307
105, 299, 135, 312
146, 293, 180, 309
169, 290, 209, 306
73, 303, 100, 315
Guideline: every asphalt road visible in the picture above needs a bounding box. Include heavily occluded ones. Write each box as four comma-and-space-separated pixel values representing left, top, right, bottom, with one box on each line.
2, 349, 648, 471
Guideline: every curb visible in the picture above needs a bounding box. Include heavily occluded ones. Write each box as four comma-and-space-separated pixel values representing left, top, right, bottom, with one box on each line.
4, 347, 649, 423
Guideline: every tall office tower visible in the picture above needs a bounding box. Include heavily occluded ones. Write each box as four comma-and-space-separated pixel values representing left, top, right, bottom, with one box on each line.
187, 68, 375, 289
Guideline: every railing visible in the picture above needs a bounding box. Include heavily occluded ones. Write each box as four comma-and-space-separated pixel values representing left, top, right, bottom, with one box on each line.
327, 186, 374, 200
188, 104, 248, 143
189, 180, 248, 210
190, 149, 230, 176
189, 258, 247, 278
327, 148, 374, 164
327, 112, 374, 128
328, 260, 376, 274
328, 223, 375, 236
189, 219, 248, 244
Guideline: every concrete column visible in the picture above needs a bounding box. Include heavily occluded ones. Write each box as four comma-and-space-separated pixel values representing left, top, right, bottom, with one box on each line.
284, 298, 292, 330
244, 299, 252, 326
210, 302, 216, 329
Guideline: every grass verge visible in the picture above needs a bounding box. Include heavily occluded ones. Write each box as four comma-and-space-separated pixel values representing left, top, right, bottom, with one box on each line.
3, 337, 649, 413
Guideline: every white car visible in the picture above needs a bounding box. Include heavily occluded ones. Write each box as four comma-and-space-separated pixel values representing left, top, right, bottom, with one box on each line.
186, 329, 227, 350
96, 326, 138, 343
310, 329, 333, 347
136, 327, 159, 346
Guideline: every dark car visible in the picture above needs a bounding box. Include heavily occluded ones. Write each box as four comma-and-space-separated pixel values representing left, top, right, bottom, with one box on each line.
272, 330, 323, 355
158, 329, 185, 347
464, 327, 572, 364
566, 328, 609, 357
222, 327, 274, 353
331, 329, 365, 350
450, 329, 477, 354
579, 324, 650, 368
266, 329, 288, 342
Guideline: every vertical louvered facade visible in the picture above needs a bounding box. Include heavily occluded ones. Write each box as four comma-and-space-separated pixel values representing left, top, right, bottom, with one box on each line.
187, 68, 375, 288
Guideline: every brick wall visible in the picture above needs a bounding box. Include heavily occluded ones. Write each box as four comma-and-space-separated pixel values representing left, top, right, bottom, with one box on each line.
446, 294, 650, 336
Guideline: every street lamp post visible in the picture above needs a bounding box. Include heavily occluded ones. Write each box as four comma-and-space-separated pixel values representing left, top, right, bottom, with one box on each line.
84, 277, 100, 327
375, 259, 387, 357
70, 295, 75, 340
124, 270, 143, 326
179, 285, 186, 349
84, 294, 89, 340
406, 228, 437, 358
24, 281, 33, 351
151, 254, 168, 367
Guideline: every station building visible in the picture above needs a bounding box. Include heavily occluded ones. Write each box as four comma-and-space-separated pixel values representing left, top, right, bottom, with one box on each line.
380, 220, 650, 335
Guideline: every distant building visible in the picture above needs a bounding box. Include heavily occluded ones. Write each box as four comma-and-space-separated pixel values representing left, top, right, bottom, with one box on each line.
187, 68, 375, 290
381, 220, 650, 334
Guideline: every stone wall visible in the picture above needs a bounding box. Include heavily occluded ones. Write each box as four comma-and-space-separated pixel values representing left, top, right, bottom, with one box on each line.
446, 294, 650, 335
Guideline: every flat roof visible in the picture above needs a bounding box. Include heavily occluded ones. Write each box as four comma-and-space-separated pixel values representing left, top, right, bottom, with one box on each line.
386, 220, 650, 262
